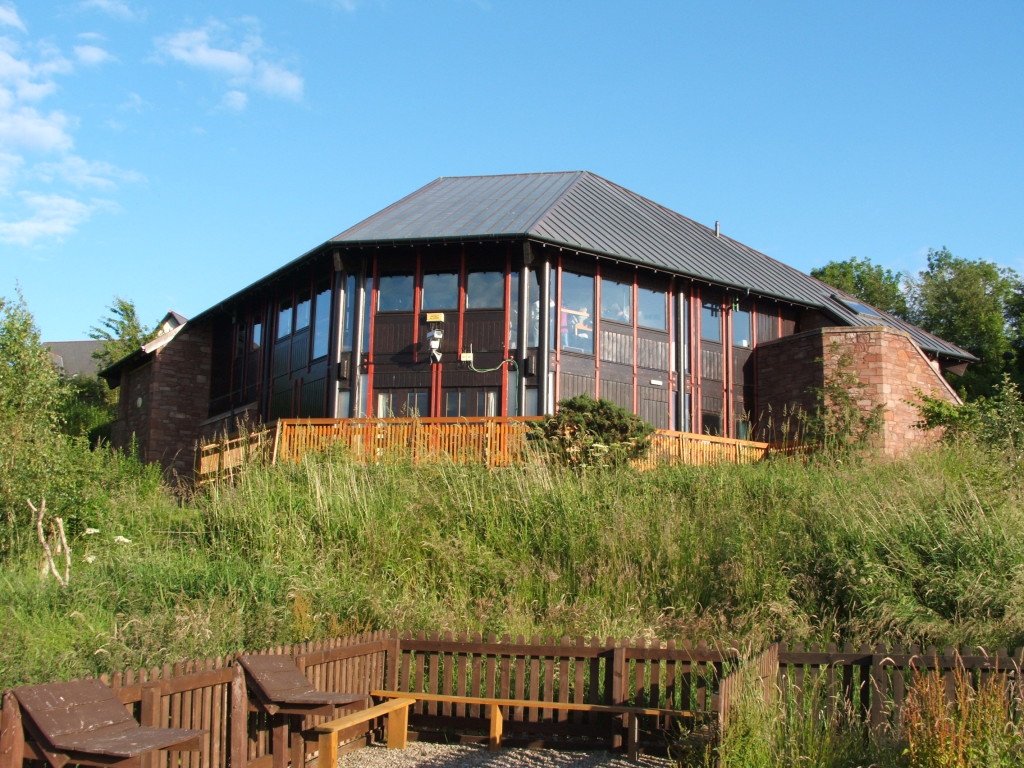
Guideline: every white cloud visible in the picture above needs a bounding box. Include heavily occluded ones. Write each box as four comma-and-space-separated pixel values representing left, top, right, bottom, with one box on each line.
79, 0, 138, 22
117, 91, 146, 112
0, 192, 99, 245
154, 18, 303, 107
220, 89, 247, 111
0, 104, 73, 152
159, 25, 253, 77
0, 151, 23, 192
0, 4, 25, 32
254, 62, 303, 100
74, 44, 115, 66
0, 9, 140, 245
34, 155, 143, 190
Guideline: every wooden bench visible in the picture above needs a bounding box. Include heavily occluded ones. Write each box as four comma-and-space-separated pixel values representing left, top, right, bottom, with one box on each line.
371, 690, 702, 760
315, 698, 415, 768
7, 679, 205, 768
236, 655, 368, 768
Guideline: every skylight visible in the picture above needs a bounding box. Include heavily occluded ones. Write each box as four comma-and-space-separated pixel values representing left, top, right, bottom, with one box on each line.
834, 296, 882, 317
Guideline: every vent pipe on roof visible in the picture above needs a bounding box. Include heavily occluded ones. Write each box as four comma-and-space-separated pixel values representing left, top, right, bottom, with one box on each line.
714, 221, 721, 238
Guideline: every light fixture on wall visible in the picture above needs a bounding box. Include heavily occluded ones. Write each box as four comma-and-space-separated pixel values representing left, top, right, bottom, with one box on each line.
426, 312, 444, 363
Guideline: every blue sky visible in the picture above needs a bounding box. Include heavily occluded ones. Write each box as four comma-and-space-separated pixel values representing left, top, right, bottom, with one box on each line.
3, 0, 1023, 342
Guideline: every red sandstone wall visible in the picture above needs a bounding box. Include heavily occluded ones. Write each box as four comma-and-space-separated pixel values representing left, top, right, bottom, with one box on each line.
756, 326, 960, 456
110, 325, 213, 479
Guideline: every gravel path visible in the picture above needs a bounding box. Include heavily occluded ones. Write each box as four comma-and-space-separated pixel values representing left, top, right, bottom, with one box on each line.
336, 743, 673, 768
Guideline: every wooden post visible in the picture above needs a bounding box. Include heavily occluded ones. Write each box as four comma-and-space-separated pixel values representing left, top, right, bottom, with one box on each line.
870, 644, 887, 728
386, 633, 401, 692
0, 692, 25, 768
317, 732, 337, 768
230, 663, 248, 768
386, 706, 408, 749
487, 704, 502, 752
610, 644, 626, 751
139, 684, 161, 768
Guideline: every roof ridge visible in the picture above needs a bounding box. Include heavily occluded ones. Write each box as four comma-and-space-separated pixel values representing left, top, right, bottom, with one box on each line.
518, 171, 588, 233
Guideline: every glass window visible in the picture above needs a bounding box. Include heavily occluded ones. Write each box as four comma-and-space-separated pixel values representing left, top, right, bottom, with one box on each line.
559, 272, 594, 355
526, 271, 540, 347
701, 302, 722, 342
360, 276, 372, 351
466, 271, 504, 309
732, 307, 752, 348
376, 392, 395, 417
378, 274, 413, 312
637, 287, 666, 330
294, 295, 311, 331
601, 278, 632, 324
478, 390, 498, 417
422, 272, 458, 310
509, 274, 519, 350
702, 411, 723, 436
341, 275, 355, 352
445, 391, 465, 417
311, 285, 331, 359
407, 391, 428, 417
277, 300, 292, 339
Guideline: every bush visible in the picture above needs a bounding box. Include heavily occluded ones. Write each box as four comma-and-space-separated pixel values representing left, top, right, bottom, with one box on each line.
917, 373, 1024, 460
532, 394, 655, 469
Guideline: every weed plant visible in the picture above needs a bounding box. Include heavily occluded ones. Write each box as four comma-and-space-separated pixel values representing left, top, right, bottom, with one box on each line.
902, 659, 1023, 768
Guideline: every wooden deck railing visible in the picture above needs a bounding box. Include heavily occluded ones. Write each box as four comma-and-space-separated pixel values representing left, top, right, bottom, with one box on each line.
271, 417, 541, 467
196, 417, 801, 482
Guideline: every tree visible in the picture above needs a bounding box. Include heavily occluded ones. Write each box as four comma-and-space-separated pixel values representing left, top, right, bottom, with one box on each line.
89, 297, 158, 370
906, 248, 1021, 399
811, 257, 909, 319
0, 291, 69, 551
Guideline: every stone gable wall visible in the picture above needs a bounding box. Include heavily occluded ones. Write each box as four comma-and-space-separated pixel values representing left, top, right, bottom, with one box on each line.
755, 326, 960, 456
110, 325, 213, 480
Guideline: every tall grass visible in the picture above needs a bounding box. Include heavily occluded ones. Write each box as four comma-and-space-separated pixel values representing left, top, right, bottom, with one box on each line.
710, 663, 899, 768
2, 440, 1023, 692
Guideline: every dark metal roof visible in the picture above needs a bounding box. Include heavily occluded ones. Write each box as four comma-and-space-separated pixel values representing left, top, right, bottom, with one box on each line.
333, 171, 973, 361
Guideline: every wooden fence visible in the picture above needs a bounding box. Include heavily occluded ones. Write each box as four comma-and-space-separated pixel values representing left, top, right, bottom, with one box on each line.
2, 633, 1022, 768
197, 418, 795, 483
0, 632, 728, 768
387, 632, 730, 751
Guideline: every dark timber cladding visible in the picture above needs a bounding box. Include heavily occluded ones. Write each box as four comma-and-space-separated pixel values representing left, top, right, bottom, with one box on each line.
191, 170, 975, 444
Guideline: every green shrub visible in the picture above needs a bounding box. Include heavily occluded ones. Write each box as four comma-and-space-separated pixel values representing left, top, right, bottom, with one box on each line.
917, 373, 1024, 460
532, 394, 655, 469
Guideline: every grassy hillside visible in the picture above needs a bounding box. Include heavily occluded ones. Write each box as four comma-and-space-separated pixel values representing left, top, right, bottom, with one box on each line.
3, 441, 1023, 690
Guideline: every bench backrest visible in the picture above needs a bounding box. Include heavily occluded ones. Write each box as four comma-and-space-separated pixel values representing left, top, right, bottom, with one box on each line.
13, 680, 136, 741
237, 655, 318, 702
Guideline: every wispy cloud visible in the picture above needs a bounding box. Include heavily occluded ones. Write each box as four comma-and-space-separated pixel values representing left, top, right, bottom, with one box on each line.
79, 0, 139, 22
0, 6, 140, 245
0, 192, 101, 245
74, 44, 115, 65
0, 3, 25, 32
154, 18, 304, 107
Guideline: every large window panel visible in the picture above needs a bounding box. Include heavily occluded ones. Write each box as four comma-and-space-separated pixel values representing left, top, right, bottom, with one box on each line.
466, 271, 503, 309
600, 278, 633, 324
422, 272, 458, 310
637, 287, 666, 330
559, 271, 594, 355
701, 302, 722, 342
311, 284, 331, 359
378, 274, 413, 312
